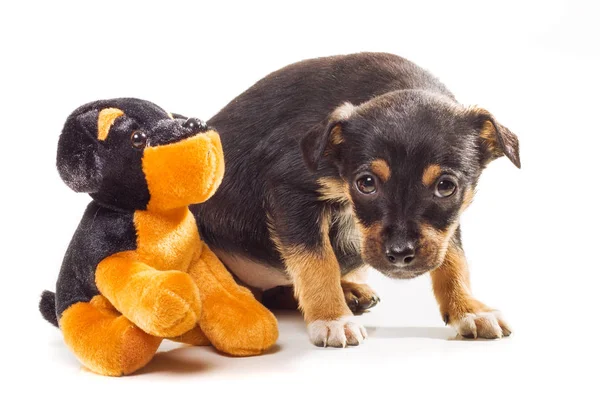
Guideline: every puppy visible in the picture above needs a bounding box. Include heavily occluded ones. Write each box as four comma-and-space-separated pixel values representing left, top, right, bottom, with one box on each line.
192, 52, 520, 347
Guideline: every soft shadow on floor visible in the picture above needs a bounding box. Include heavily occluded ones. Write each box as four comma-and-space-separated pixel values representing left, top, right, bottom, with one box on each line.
366, 326, 456, 340
135, 347, 212, 375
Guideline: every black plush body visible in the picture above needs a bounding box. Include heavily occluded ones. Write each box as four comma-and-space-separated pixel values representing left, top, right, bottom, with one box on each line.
42, 204, 136, 325
41, 99, 186, 326
192, 52, 520, 347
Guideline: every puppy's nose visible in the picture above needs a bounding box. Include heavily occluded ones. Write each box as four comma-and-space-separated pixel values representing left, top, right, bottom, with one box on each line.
385, 242, 416, 267
183, 117, 209, 134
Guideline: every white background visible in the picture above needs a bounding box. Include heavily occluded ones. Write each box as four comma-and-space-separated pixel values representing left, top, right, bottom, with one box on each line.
1, 0, 598, 398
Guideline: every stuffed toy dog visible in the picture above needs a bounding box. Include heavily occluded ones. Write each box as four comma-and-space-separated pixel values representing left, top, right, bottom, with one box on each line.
39, 98, 278, 376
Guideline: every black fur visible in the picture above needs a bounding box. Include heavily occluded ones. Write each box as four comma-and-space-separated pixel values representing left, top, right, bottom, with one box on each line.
192, 52, 520, 280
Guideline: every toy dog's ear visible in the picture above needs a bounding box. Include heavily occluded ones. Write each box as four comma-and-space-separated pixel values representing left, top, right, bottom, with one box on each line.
170, 112, 187, 120
301, 102, 355, 172
57, 108, 114, 192
469, 107, 521, 169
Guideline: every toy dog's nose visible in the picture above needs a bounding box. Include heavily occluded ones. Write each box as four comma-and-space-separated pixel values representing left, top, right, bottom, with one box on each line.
385, 242, 416, 267
183, 117, 209, 134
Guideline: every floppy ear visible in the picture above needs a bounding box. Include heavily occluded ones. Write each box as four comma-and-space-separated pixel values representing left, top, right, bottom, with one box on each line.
300, 102, 355, 171
469, 108, 521, 168
170, 112, 187, 120
57, 109, 105, 192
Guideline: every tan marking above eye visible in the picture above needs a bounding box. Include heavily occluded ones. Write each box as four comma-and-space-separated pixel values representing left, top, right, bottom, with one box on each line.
370, 159, 391, 182
422, 164, 442, 186
97, 108, 124, 141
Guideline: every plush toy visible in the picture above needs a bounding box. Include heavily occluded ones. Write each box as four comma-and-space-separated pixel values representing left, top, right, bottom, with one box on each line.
39, 98, 278, 376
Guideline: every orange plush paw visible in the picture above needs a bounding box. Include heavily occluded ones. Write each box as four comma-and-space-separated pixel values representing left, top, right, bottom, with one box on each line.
136, 271, 202, 337
61, 297, 162, 376
201, 291, 278, 356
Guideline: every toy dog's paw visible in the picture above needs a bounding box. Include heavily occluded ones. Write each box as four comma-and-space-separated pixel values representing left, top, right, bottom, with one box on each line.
451, 310, 511, 339
201, 292, 279, 356
307, 317, 368, 348
341, 281, 380, 315
138, 271, 202, 337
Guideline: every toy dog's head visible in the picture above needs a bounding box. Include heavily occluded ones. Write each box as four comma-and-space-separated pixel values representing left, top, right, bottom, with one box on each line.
302, 90, 520, 279
58, 98, 224, 211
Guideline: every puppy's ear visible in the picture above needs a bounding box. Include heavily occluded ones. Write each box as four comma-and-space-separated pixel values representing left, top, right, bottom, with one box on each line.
469, 107, 521, 168
301, 102, 355, 171
57, 108, 109, 192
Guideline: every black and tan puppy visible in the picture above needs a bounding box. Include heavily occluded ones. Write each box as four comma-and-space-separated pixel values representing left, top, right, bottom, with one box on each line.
192, 52, 520, 347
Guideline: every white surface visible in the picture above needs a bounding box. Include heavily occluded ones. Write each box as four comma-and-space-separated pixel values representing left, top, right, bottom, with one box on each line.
1, 0, 598, 398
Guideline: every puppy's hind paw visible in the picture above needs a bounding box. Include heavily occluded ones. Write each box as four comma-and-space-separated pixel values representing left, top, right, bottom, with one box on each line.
307, 317, 367, 348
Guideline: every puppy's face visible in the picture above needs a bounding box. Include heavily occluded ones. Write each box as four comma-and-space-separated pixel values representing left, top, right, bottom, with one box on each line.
302, 90, 520, 279
58, 98, 224, 211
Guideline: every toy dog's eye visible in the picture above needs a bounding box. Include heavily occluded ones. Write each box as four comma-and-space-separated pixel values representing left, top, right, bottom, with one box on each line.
356, 174, 377, 195
434, 176, 457, 198
131, 131, 147, 149
183, 117, 208, 134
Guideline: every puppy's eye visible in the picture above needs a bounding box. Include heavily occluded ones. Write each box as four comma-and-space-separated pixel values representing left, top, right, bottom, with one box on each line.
434, 176, 457, 198
131, 131, 147, 149
356, 174, 377, 195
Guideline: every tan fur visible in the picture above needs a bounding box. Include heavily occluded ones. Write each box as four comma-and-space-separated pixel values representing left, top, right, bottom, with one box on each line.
317, 177, 351, 204
430, 241, 490, 324
342, 265, 370, 283
97, 108, 124, 141
422, 164, 442, 186
274, 212, 350, 323
461, 186, 475, 212
371, 158, 391, 182
341, 280, 378, 309
480, 120, 504, 158
419, 222, 459, 269
357, 222, 383, 261
330, 124, 344, 145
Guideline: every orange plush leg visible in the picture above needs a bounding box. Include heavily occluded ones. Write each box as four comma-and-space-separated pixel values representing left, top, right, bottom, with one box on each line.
96, 252, 202, 338
188, 245, 278, 356
60, 295, 162, 376
170, 326, 211, 346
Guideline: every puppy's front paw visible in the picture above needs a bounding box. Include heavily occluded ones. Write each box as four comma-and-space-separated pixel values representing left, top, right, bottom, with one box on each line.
307, 317, 367, 347
451, 310, 511, 339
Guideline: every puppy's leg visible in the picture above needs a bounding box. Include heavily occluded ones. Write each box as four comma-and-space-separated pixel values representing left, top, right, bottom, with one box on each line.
341, 266, 379, 314
430, 237, 511, 339
270, 202, 367, 347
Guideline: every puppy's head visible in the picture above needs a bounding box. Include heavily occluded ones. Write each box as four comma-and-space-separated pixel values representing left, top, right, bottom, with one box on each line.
301, 90, 520, 279
58, 98, 224, 211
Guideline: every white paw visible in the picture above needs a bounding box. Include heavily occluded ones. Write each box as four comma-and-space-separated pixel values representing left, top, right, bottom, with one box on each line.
452, 311, 512, 339
307, 317, 368, 347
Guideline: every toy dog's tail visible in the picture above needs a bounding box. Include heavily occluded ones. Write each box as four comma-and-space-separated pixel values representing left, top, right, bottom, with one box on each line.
39, 290, 59, 327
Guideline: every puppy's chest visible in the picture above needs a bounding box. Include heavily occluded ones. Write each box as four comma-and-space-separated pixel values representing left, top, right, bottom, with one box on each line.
133, 208, 201, 271
329, 205, 362, 264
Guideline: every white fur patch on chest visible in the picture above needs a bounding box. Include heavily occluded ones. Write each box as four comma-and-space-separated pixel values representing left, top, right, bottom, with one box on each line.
331, 205, 361, 255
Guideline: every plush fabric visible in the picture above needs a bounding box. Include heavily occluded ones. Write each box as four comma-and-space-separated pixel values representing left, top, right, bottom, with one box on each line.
39, 98, 278, 376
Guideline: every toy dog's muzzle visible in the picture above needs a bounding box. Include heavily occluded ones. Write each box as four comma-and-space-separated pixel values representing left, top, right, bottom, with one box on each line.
142, 121, 225, 211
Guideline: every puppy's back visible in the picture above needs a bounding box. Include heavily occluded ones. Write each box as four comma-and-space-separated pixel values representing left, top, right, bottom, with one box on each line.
209, 52, 453, 142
